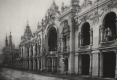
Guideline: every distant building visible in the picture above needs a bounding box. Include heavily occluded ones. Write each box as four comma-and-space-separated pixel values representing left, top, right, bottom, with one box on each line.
2, 32, 20, 67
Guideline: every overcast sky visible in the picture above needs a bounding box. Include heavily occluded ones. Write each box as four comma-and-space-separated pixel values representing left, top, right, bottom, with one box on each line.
0, 0, 95, 54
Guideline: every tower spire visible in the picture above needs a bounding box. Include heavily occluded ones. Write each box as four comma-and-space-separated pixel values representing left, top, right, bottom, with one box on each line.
27, 20, 29, 26
5, 34, 8, 47
9, 31, 12, 47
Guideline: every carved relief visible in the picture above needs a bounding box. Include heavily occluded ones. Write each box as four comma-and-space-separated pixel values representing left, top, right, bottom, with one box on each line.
89, 10, 104, 25
81, 0, 92, 9
101, 0, 117, 12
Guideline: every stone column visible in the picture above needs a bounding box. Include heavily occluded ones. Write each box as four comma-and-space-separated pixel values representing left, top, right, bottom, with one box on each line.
68, 19, 75, 74
99, 52, 103, 78
33, 45, 35, 57
52, 58, 54, 72
89, 53, 92, 76
37, 58, 39, 71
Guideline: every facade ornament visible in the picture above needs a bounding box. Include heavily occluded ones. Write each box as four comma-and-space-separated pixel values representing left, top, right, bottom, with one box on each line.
61, 2, 65, 12
81, 0, 92, 9
90, 28, 93, 45
99, 25, 105, 42
101, 0, 117, 12
89, 10, 104, 25
74, 18, 79, 31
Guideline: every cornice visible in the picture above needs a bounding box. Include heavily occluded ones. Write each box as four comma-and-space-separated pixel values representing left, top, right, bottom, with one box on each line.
75, 0, 110, 19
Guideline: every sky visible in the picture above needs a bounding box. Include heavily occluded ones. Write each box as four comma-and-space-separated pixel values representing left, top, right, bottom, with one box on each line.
0, 0, 95, 54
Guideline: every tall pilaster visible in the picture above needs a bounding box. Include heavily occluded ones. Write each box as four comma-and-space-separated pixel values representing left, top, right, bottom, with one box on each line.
68, 0, 79, 74
68, 19, 75, 74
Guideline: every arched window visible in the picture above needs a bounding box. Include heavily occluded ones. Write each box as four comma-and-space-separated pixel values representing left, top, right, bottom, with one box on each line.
81, 22, 90, 46
103, 12, 117, 41
48, 27, 57, 51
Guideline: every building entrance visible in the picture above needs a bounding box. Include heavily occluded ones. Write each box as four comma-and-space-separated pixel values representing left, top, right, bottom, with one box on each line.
103, 51, 116, 78
81, 54, 90, 75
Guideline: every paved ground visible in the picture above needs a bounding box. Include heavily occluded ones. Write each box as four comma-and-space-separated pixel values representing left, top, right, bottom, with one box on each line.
0, 67, 116, 80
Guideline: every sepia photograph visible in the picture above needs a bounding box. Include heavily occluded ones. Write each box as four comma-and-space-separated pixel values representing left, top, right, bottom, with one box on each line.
0, 0, 117, 80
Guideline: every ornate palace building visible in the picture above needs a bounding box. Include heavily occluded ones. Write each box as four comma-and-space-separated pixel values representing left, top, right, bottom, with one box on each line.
17, 0, 117, 78
3, 32, 20, 67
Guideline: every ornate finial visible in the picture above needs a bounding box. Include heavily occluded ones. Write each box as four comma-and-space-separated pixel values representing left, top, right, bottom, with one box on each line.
61, 2, 64, 12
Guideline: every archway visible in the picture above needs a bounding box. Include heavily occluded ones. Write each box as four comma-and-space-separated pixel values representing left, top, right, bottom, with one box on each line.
103, 51, 116, 78
48, 57, 52, 72
81, 22, 90, 46
48, 27, 57, 51
103, 12, 116, 41
53, 57, 57, 72
81, 54, 90, 75
64, 57, 68, 73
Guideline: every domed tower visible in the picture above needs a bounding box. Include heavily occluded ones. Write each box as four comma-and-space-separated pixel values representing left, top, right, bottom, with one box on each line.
24, 21, 32, 40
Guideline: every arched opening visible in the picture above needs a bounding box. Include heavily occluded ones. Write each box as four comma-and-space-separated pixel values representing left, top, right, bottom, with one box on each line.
35, 43, 37, 55
81, 22, 90, 46
81, 54, 90, 75
53, 57, 57, 72
31, 45, 33, 57
64, 57, 68, 72
27, 47, 29, 57
48, 27, 57, 51
48, 57, 52, 72
103, 12, 116, 41
103, 51, 116, 78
